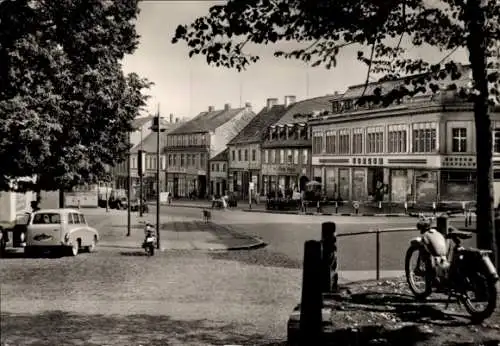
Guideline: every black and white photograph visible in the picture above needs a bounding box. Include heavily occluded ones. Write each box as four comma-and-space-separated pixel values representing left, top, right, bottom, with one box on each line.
0, 0, 499, 344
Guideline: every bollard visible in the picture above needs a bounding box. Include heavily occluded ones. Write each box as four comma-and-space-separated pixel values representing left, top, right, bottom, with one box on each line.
335, 201, 338, 214
436, 214, 449, 237
355, 207, 359, 215
77, 200, 81, 209
375, 228, 381, 280
321, 222, 336, 293
404, 201, 408, 214
432, 202, 437, 215
378, 201, 382, 210
299, 240, 324, 345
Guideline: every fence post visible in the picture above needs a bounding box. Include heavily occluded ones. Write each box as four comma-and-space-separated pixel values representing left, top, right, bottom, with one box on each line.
299, 240, 323, 345
376, 228, 381, 281
321, 222, 336, 293
437, 214, 449, 237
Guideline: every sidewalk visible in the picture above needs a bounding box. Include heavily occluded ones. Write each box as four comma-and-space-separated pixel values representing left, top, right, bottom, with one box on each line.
154, 199, 473, 218
95, 212, 266, 252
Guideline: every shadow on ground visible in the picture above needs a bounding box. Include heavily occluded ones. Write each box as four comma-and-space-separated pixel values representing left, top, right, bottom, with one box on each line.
1, 311, 285, 346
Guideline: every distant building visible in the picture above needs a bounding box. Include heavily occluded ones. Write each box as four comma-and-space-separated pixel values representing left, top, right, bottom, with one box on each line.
111, 115, 175, 193
227, 98, 288, 199
165, 103, 256, 198
209, 149, 229, 196
308, 65, 500, 206
261, 95, 334, 195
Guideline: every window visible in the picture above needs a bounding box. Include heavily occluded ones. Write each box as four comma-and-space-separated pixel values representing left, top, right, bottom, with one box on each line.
388, 125, 407, 153
279, 149, 285, 164
270, 149, 276, 164
180, 154, 185, 167
232, 150, 235, 161
302, 149, 308, 164
33, 213, 61, 224
244, 149, 248, 161
200, 153, 206, 167
367, 126, 384, 153
222, 163, 226, 171
338, 129, 350, 154
238, 150, 242, 161
252, 149, 256, 161
131, 157, 137, 169
211, 163, 215, 171
168, 155, 172, 166
352, 128, 363, 154
287, 149, 293, 164
264, 150, 269, 164
68, 213, 76, 224
452, 128, 467, 153
79, 214, 86, 225
294, 149, 299, 164
325, 131, 336, 153
312, 132, 323, 154
412, 123, 437, 153
173, 154, 177, 166
494, 127, 500, 153
216, 163, 220, 171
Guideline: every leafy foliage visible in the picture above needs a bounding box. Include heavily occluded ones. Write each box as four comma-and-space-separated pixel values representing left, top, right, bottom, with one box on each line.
172, 0, 499, 105
0, 0, 152, 191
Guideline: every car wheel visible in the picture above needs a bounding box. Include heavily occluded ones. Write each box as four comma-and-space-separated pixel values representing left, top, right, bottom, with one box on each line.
69, 240, 79, 256
87, 236, 97, 253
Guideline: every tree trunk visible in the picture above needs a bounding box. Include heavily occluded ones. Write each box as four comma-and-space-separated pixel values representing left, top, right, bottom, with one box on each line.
58, 189, 65, 209
466, 0, 497, 263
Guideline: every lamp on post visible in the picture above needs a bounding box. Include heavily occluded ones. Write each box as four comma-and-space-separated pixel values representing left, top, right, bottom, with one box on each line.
151, 105, 166, 250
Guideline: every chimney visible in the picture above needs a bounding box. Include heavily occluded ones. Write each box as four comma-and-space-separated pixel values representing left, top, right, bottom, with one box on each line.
175, 117, 179, 123
284, 95, 296, 108
334, 91, 339, 96
208, 106, 215, 112
169, 113, 173, 123
266, 98, 278, 110
224, 103, 231, 111
244, 102, 252, 111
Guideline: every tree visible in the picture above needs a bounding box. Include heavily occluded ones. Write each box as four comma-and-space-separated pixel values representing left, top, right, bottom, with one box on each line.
0, 0, 152, 195
172, 0, 500, 256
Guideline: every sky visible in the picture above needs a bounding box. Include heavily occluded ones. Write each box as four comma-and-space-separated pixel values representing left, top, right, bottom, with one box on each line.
121, 0, 468, 120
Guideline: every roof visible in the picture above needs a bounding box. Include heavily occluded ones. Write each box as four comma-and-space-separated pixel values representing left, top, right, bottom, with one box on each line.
131, 116, 170, 131
227, 105, 287, 145
34, 208, 81, 214
273, 95, 336, 126
210, 148, 229, 161
131, 122, 184, 153
168, 107, 249, 135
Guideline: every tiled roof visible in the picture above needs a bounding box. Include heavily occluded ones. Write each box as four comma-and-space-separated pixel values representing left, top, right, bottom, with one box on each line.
131, 122, 184, 153
169, 107, 249, 135
227, 105, 287, 145
274, 95, 336, 125
131, 116, 170, 130
210, 148, 228, 161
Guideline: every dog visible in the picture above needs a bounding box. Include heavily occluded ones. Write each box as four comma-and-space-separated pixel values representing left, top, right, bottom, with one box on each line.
202, 209, 212, 223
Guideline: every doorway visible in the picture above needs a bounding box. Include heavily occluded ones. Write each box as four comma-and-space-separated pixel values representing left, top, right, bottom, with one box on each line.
299, 176, 309, 192
197, 175, 207, 198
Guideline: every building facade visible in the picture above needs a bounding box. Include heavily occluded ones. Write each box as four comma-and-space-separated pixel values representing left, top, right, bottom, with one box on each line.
165, 103, 256, 198
112, 115, 174, 192
309, 78, 500, 206
227, 98, 287, 198
260, 95, 334, 195
209, 149, 228, 196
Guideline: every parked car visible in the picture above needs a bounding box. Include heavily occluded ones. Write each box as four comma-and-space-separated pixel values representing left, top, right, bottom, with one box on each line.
25, 208, 99, 257
109, 196, 128, 210
130, 199, 148, 213
0, 211, 31, 257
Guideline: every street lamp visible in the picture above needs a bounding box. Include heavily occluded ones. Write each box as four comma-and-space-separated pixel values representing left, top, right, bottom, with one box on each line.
127, 131, 132, 237
151, 105, 166, 250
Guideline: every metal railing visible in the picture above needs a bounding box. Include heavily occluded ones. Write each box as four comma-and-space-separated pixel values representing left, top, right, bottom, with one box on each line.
336, 227, 418, 280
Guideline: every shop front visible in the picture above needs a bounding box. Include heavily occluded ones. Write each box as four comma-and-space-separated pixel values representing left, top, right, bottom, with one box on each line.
439, 170, 475, 202
261, 164, 308, 196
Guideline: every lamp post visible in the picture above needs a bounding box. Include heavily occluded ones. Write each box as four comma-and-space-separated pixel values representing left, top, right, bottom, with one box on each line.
151, 105, 166, 250
127, 131, 132, 237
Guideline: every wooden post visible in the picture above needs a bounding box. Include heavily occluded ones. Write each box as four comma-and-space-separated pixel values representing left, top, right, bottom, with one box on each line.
321, 222, 336, 293
299, 240, 323, 345
437, 214, 449, 237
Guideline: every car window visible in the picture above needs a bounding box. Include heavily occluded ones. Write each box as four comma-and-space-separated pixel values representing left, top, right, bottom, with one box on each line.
71, 213, 81, 224
15, 213, 31, 225
32, 213, 61, 224
78, 214, 86, 224
68, 213, 74, 224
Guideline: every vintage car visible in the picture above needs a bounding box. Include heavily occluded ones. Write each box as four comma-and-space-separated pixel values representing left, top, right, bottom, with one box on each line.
0, 211, 31, 257
25, 208, 99, 257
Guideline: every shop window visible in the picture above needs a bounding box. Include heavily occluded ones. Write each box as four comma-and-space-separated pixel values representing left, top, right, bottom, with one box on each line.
312, 132, 323, 154
412, 123, 437, 153
452, 128, 467, 153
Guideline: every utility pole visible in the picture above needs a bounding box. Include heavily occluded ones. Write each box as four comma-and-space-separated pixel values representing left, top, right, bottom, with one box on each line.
126, 131, 131, 237
152, 104, 166, 250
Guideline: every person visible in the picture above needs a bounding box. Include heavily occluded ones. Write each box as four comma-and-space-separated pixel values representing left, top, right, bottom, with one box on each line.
30, 200, 40, 213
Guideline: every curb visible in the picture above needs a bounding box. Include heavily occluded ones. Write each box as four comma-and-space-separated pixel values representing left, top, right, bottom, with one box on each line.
242, 209, 409, 217
98, 239, 267, 252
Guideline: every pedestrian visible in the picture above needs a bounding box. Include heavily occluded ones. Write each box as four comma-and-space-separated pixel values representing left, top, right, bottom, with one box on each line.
300, 189, 306, 213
